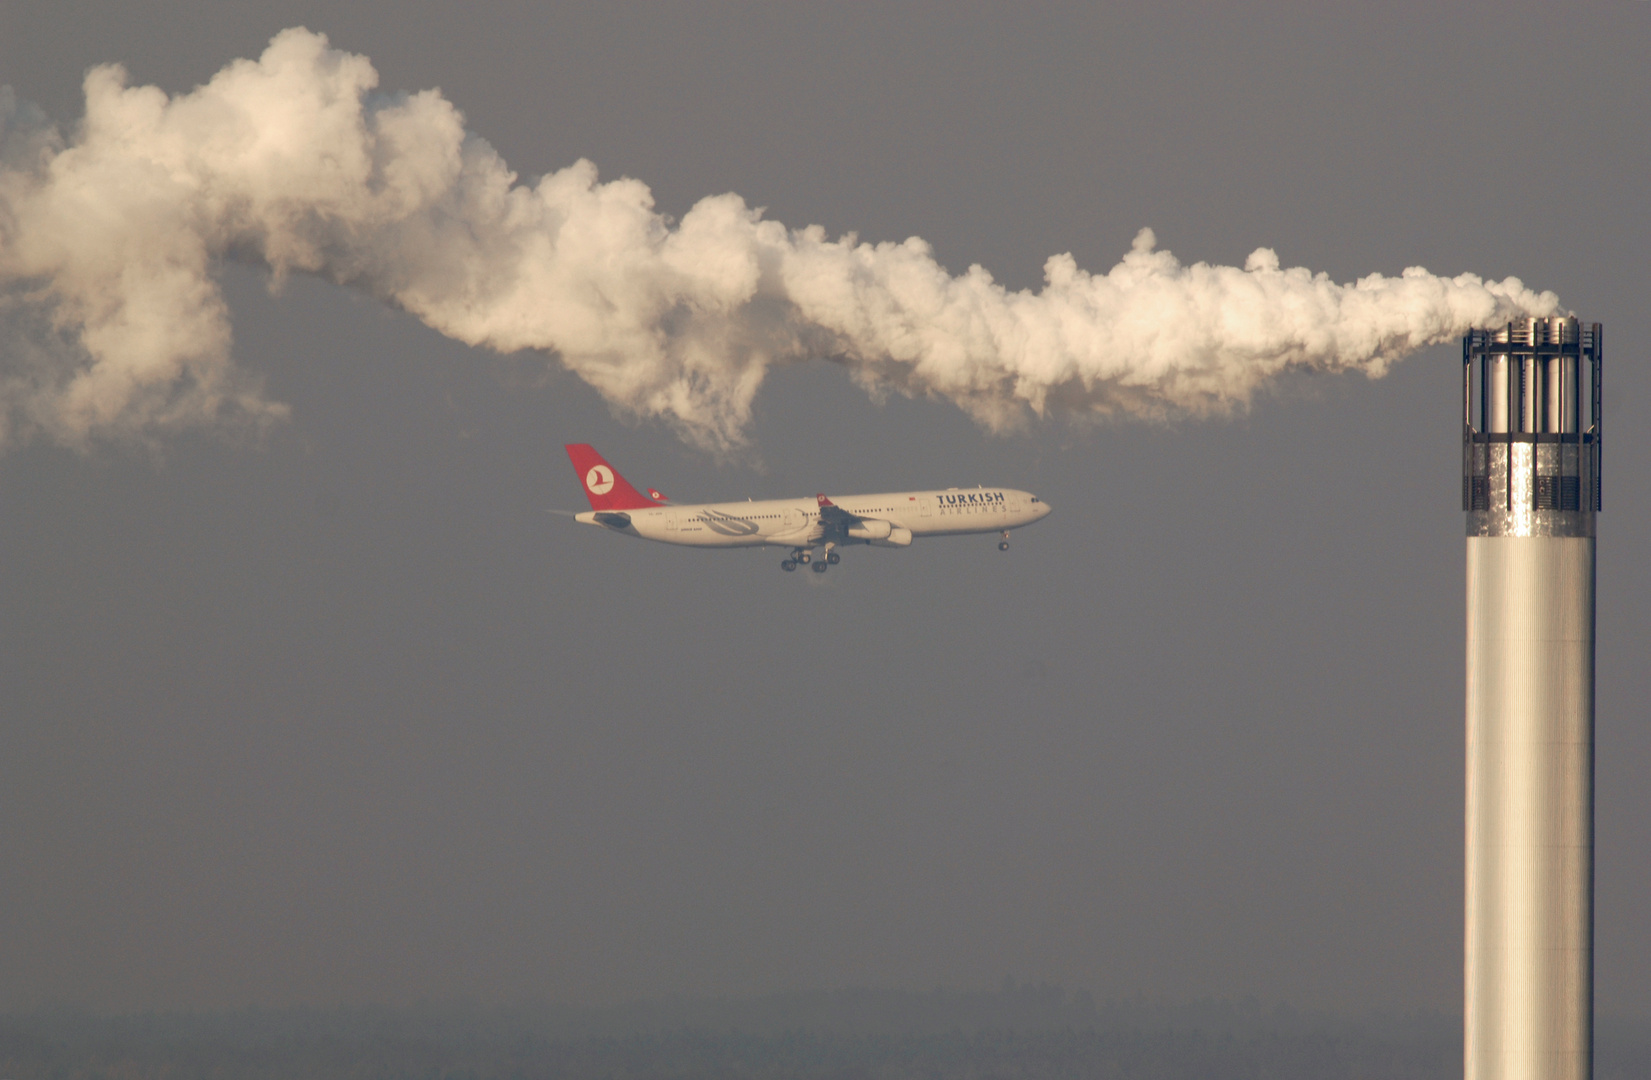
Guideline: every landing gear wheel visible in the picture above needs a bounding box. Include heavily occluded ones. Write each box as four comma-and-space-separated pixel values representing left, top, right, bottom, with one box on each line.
998, 541, 1011, 552
798, 551, 812, 564
812, 560, 829, 573
826, 551, 841, 565
781, 559, 798, 572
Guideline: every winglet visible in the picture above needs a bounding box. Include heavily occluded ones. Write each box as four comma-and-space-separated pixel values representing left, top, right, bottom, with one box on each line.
816, 493, 834, 507
565, 444, 661, 511
648, 487, 670, 504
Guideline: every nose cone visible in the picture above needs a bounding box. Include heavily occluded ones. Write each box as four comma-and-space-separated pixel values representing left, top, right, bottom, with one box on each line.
1032, 495, 1052, 519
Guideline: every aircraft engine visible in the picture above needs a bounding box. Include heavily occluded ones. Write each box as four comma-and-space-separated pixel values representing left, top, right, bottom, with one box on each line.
846, 518, 893, 540
870, 526, 913, 547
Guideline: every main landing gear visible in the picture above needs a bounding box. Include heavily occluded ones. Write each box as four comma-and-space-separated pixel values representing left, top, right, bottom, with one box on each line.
998, 530, 1011, 552
781, 544, 840, 573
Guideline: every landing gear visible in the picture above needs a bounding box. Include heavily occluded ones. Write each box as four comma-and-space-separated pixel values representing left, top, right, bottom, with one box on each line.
785, 545, 838, 574
998, 530, 1011, 552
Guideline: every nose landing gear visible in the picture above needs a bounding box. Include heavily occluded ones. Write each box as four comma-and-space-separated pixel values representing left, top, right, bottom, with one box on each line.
998, 530, 1011, 552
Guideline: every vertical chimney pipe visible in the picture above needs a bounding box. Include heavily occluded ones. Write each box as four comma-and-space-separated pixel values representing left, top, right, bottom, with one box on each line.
1462, 320, 1600, 1080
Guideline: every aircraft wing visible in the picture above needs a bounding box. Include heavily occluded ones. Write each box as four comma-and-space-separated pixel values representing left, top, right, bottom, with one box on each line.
815, 493, 860, 529
815, 494, 895, 541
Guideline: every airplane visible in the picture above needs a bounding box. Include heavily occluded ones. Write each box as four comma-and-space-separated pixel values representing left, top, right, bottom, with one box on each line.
565, 443, 1052, 573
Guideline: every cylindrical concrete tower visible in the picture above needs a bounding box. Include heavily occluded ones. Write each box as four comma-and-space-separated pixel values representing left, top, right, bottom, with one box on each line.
1463, 318, 1601, 1080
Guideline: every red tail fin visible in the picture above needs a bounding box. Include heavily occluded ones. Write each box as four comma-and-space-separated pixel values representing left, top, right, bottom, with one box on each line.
565, 444, 660, 510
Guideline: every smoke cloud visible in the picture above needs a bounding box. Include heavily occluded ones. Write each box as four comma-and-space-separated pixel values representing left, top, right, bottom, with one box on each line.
0, 28, 1560, 451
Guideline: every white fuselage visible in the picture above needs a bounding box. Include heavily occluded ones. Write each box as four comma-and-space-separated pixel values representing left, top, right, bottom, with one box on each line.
575, 487, 1051, 548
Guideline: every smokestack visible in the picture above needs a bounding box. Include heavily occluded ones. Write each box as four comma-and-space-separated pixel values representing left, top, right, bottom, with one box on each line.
1462, 317, 1601, 1080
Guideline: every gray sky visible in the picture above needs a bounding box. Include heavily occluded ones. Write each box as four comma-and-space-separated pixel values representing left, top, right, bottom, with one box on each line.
1, 0, 1648, 1015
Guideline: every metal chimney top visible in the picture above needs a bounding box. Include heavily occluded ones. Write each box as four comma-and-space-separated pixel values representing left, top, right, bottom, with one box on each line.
1463, 316, 1601, 538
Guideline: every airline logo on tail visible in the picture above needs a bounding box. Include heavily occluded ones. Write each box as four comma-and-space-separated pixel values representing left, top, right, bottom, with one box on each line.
565, 444, 662, 511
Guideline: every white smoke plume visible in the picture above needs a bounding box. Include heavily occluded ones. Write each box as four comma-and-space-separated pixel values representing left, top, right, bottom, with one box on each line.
0, 28, 1560, 451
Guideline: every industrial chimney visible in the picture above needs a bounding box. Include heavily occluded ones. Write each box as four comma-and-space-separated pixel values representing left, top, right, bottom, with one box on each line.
1462, 318, 1601, 1080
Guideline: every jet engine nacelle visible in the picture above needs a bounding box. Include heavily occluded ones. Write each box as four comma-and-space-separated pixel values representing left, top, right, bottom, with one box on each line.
870, 526, 913, 547
846, 518, 893, 541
